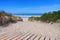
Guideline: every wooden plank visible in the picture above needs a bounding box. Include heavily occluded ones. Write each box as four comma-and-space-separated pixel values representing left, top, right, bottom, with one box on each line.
23, 33, 33, 40
21, 33, 31, 40
3, 32, 22, 40
39, 36, 46, 40
29, 34, 37, 40
13, 32, 27, 40
26, 34, 34, 40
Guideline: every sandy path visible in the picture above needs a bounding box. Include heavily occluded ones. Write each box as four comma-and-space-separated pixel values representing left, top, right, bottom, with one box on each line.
0, 18, 60, 40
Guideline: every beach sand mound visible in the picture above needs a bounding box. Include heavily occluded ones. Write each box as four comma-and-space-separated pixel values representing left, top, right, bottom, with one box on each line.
0, 18, 60, 40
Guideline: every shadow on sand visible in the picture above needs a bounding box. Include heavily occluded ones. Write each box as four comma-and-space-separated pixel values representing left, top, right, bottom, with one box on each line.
0, 22, 10, 27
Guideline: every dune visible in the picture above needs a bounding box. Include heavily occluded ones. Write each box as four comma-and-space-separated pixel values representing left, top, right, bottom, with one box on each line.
0, 18, 60, 40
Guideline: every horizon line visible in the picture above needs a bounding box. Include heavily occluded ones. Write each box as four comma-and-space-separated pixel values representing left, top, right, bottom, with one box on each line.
12, 13, 43, 15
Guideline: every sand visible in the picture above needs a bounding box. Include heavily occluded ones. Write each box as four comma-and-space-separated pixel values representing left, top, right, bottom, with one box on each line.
0, 18, 60, 40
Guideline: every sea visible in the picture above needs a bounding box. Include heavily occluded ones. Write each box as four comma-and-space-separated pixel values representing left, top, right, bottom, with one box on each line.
14, 14, 42, 18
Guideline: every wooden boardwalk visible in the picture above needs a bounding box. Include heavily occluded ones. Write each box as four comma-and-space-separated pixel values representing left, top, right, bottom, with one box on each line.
0, 31, 57, 40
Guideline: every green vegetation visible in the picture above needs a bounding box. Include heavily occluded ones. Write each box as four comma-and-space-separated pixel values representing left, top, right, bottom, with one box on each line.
28, 10, 60, 22
0, 11, 23, 25
0, 11, 12, 17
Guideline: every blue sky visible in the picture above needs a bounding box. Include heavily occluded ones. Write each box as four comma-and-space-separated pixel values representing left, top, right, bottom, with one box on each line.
0, 0, 60, 14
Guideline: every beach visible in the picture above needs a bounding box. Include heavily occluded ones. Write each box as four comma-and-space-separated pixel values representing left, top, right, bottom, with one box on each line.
0, 18, 60, 40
